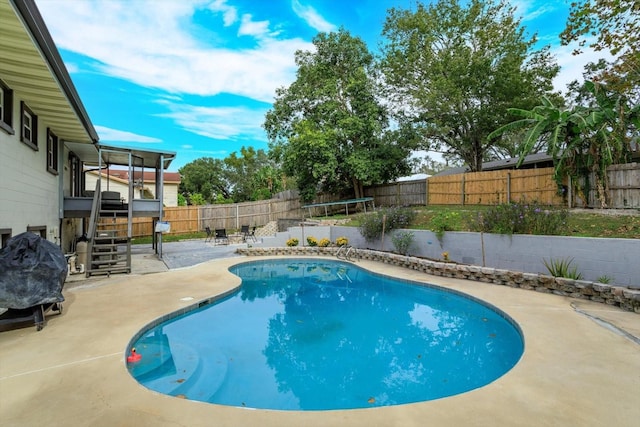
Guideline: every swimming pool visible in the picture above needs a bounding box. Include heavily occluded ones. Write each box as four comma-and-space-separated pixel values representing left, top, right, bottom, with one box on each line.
127, 259, 524, 410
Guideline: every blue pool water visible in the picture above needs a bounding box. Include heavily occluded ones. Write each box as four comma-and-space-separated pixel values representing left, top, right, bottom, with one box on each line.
127, 259, 523, 410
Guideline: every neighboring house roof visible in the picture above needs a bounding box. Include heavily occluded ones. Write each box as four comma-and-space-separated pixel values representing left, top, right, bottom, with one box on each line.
0, 0, 98, 143
396, 173, 431, 182
434, 153, 555, 177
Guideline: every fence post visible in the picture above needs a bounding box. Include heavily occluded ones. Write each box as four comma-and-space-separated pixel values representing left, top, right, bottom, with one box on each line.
507, 172, 511, 203
461, 175, 465, 206
425, 178, 429, 206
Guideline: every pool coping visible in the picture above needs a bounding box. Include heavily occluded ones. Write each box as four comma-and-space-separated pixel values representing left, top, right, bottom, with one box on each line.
1, 255, 639, 426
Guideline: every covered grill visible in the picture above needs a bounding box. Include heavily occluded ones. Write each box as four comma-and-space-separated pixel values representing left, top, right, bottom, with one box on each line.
0, 232, 66, 331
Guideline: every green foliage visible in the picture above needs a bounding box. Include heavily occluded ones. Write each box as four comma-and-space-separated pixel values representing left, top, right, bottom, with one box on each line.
489, 81, 638, 208
543, 257, 583, 280
188, 193, 206, 206
286, 238, 299, 247
179, 157, 229, 203
560, 0, 639, 94
358, 207, 416, 241
306, 236, 318, 247
471, 200, 568, 235
597, 275, 613, 284
264, 28, 416, 202
391, 231, 415, 255
430, 211, 460, 240
178, 148, 286, 204
177, 193, 187, 206
379, 0, 559, 172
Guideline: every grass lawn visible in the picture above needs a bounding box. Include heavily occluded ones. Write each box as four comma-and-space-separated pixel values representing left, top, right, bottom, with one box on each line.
343, 205, 640, 239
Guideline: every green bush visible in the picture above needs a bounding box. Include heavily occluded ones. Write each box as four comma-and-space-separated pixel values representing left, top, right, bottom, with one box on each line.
430, 211, 460, 240
286, 237, 299, 247
391, 231, 415, 255
358, 207, 416, 242
306, 236, 318, 246
472, 200, 568, 235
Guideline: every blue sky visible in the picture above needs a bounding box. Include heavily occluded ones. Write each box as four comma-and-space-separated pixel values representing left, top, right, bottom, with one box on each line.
35, 0, 607, 172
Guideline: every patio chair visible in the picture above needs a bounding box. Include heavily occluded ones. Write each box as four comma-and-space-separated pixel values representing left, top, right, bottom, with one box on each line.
214, 229, 229, 245
247, 226, 257, 242
240, 225, 250, 242
205, 226, 213, 243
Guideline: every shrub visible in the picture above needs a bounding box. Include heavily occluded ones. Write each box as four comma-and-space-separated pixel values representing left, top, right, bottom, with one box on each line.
391, 231, 415, 255
542, 257, 583, 280
318, 238, 331, 247
306, 236, 318, 247
472, 200, 568, 235
358, 207, 416, 242
335, 236, 349, 247
286, 237, 299, 247
430, 211, 460, 240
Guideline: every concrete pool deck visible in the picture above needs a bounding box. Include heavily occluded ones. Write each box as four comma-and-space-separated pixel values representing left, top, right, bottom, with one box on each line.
1, 246, 639, 426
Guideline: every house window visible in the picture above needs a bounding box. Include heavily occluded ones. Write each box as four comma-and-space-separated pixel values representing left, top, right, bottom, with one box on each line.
0, 79, 13, 134
20, 101, 38, 150
27, 225, 46, 238
46, 128, 59, 174
0, 228, 11, 248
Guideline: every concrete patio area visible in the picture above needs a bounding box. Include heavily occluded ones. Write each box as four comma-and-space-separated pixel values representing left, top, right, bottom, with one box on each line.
1, 243, 639, 426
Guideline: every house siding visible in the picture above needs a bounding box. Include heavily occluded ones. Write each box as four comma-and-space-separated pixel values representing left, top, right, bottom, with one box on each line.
0, 94, 60, 244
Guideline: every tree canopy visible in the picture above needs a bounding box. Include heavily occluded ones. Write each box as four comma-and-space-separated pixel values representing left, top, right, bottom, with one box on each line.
378, 0, 559, 171
263, 28, 417, 202
560, 0, 639, 98
178, 147, 285, 205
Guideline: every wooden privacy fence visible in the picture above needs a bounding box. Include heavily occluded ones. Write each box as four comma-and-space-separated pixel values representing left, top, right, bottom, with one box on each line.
428, 167, 564, 206
120, 195, 306, 237
586, 162, 640, 208
118, 163, 639, 237
364, 179, 427, 206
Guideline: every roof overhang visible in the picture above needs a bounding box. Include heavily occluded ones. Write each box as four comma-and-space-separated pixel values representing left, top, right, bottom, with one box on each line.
0, 0, 98, 144
67, 142, 176, 170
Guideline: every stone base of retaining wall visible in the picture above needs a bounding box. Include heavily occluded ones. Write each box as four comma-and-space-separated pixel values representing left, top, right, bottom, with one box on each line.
236, 247, 640, 313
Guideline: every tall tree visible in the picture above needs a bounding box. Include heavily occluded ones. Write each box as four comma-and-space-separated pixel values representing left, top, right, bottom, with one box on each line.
264, 29, 416, 202
560, 0, 639, 98
224, 146, 283, 202
379, 0, 559, 171
178, 157, 229, 204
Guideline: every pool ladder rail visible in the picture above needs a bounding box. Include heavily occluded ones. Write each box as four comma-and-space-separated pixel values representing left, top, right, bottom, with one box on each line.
336, 245, 358, 262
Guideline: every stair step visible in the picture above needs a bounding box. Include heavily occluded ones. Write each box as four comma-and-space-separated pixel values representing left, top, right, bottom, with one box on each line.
87, 266, 131, 276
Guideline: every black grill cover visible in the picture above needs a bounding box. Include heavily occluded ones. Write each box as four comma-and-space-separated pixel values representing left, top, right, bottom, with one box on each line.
0, 232, 67, 309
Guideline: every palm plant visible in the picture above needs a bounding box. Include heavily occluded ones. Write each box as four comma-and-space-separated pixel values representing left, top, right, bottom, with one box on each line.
489, 81, 639, 208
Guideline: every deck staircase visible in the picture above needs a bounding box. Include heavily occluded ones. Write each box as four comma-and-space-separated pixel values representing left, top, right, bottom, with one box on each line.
85, 185, 132, 277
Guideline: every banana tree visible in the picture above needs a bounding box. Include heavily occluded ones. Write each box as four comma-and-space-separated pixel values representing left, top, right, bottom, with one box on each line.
489, 81, 638, 208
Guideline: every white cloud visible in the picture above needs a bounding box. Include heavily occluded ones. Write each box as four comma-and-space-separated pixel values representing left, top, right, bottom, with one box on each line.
36, 0, 312, 103
291, 0, 337, 33
208, 0, 238, 26
238, 14, 271, 38
511, 0, 556, 22
95, 126, 162, 143
157, 100, 269, 142
551, 40, 615, 93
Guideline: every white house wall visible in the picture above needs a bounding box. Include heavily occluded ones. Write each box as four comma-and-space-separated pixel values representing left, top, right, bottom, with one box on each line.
0, 94, 61, 245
